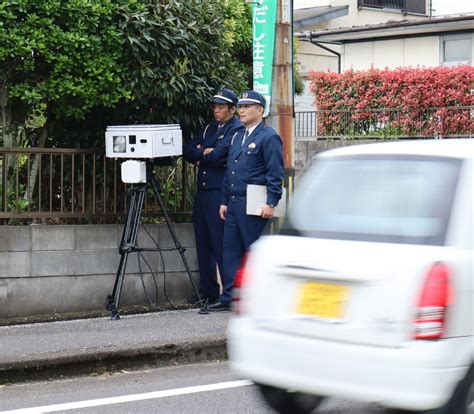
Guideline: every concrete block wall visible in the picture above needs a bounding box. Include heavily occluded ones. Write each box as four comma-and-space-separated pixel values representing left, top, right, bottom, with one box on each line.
0, 224, 198, 320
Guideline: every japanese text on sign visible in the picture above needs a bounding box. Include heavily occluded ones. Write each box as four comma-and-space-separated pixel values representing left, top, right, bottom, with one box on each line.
252, 0, 277, 116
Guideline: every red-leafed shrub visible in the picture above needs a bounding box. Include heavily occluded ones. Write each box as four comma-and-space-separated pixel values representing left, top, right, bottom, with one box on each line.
309, 66, 474, 137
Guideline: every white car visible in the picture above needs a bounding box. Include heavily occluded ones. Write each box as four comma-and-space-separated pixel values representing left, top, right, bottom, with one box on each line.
228, 139, 473, 414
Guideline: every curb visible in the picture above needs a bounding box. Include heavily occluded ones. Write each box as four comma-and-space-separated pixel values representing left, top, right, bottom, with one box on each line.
0, 338, 227, 385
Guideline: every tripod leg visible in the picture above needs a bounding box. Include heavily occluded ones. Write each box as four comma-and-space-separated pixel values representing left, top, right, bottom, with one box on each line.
109, 188, 140, 300
107, 253, 129, 320
107, 185, 146, 319
149, 174, 202, 302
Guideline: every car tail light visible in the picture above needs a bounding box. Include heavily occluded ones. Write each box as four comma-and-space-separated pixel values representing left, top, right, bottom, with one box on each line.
414, 262, 454, 340
232, 253, 250, 315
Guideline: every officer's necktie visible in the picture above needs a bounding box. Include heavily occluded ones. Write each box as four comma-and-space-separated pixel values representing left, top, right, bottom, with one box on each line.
241, 130, 249, 147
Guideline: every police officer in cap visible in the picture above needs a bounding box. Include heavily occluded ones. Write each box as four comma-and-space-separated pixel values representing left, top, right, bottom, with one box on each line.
205, 90, 284, 312
183, 88, 244, 306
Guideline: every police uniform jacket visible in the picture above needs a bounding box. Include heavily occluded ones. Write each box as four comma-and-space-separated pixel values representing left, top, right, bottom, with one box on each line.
221, 122, 284, 207
183, 117, 243, 190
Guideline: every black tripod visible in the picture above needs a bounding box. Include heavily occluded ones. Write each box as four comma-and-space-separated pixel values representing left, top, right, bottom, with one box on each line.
107, 162, 201, 320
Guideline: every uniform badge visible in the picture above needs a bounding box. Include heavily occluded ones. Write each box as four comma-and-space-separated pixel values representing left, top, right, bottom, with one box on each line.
242, 92, 248, 98
218, 134, 224, 140
248, 143, 256, 148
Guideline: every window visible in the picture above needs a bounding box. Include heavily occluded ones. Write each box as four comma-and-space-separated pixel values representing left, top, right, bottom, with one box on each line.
441, 34, 472, 66
285, 155, 462, 245
359, 0, 406, 10
358, 0, 426, 14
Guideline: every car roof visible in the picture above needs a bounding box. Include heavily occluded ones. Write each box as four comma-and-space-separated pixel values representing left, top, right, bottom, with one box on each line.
317, 139, 474, 160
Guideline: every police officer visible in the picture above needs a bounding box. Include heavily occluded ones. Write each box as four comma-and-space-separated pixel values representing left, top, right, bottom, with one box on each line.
183, 88, 244, 305
206, 90, 284, 312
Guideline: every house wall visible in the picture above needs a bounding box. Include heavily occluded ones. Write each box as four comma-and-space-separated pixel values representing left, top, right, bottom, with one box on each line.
342, 36, 440, 70
295, 41, 339, 111
328, 0, 428, 29
296, 0, 429, 33
298, 41, 340, 76
295, 80, 317, 112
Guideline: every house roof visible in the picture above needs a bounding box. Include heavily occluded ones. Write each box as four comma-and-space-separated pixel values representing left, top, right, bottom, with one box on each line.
296, 13, 474, 43
293, 5, 349, 30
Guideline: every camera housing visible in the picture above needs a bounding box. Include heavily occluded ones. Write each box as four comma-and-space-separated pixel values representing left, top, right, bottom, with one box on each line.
105, 124, 182, 159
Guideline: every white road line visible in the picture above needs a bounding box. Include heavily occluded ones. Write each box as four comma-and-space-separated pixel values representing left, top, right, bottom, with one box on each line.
0, 380, 253, 414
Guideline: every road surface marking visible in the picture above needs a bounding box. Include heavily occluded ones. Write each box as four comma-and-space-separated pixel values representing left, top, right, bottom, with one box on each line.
0, 380, 253, 413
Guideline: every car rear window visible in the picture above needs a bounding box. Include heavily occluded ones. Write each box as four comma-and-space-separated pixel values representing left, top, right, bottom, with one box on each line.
285, 155, 462, 245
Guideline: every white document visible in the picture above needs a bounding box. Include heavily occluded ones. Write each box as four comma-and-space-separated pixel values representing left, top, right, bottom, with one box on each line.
246, 184, 287, 217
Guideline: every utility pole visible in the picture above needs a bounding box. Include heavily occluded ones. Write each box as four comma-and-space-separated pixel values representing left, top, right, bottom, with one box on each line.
266, 0, 295, 189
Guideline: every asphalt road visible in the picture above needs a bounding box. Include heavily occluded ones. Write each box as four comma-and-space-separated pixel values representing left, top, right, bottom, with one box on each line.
0, 362, 471, 414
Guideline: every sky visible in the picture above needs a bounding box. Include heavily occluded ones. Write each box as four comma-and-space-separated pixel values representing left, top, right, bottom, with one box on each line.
293, 0, 474, 16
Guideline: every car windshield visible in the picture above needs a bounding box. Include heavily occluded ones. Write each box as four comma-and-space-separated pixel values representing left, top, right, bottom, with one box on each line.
285, 155, 462, 245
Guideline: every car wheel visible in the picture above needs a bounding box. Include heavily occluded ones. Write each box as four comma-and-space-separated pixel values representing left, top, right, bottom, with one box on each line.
257, 383, 325, 414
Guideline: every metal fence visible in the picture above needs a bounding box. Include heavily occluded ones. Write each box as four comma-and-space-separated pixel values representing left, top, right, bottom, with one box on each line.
295, 106, 474, 140
295, 111, 318, 138
0, 147, 196, 223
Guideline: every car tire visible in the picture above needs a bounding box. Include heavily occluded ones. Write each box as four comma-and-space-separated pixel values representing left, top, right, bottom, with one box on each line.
391, 364, 473, 414
257, 383, 325, 414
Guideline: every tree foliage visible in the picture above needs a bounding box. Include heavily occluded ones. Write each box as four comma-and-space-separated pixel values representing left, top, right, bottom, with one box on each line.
112, 0, 251, 136
0, 0, 252, 148
0, 1, 127, 123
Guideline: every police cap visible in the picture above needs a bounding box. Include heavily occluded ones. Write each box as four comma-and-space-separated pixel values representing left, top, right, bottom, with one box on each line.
238, 90, 266, 108
212, 88, 238, 106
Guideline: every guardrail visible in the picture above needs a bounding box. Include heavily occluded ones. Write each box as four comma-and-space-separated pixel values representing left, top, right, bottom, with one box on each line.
295, 106, 473, 140
0, 147, 195, 223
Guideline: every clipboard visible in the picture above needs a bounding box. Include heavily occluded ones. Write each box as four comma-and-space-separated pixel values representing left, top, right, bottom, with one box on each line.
246, 184, 286, 217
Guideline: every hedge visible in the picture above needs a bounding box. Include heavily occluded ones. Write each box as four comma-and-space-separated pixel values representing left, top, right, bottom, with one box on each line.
309, 66, 474, 138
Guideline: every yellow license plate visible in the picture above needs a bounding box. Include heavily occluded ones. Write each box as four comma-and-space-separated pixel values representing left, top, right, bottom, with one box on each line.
296, 281, 349, 319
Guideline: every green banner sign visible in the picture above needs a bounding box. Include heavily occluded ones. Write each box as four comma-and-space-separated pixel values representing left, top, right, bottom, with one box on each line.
252, 0, 277, 116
